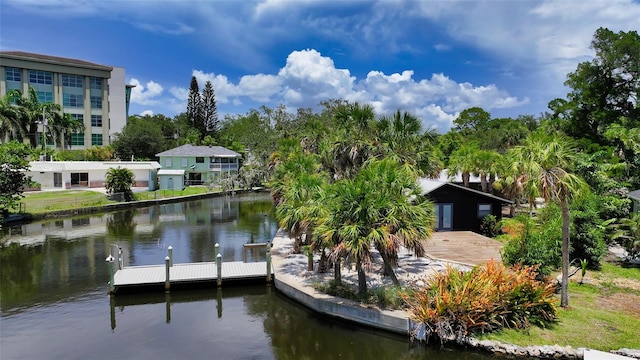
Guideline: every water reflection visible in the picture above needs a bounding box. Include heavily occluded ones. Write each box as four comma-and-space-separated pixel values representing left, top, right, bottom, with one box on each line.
1, 193, 495, 360
0, 193, 278, 314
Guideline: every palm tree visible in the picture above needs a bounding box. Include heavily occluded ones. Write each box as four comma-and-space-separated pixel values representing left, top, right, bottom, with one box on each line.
374, 110, 442, 178
315, 159, 434, 293
447, 142, 480, 187
0, 90, 27, 144
105, 167, 136, 201
510, 134, 588, 307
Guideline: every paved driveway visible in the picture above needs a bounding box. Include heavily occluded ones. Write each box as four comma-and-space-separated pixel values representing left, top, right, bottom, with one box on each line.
424, 231, 503, 266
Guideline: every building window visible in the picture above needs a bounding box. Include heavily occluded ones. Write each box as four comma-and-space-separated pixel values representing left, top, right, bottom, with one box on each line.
91, 134, 102, 146
90, 95, 102, 109
29, 70, 52, 84
182, 158, 188, 167
166, 158, 172, 167
71, 172, 89, 186
89, 77, 102, 90
63, 93, 83, 108
70, 133, 85, 146
91, 115, 102, 127
478, 204, 492, 219
37, 91, 53, 104
62, 74, 83, 87
5, 67, 21, 82
70, 113, 84, 122
196, 157, 204, 163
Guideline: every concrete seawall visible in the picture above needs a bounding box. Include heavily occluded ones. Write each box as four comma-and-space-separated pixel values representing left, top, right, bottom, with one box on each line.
270, 231, 413, 336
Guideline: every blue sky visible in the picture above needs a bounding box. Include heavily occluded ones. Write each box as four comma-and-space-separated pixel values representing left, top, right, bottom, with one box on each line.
1, 0, 639, 131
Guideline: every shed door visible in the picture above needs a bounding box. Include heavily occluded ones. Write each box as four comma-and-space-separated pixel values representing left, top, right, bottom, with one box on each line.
435, 204, 453, 231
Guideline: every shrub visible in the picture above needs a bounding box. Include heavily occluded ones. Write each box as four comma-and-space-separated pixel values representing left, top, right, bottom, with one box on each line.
479, 214, 500, 238
570, 193, 606, 269
501, 212, 562, 277
404, 261, 557, 343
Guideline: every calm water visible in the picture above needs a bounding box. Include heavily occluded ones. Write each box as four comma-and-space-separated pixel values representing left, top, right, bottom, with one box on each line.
1, 193, 494, 360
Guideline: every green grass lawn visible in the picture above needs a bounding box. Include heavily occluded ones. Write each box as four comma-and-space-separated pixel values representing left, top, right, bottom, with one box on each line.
480, 262, 640, 351
20, 190, 115, 214
134, 186, 216, 200
19, 186, 222, 215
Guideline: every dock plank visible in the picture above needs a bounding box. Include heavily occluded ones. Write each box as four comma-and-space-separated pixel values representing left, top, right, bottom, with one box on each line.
112, 261, 269, 291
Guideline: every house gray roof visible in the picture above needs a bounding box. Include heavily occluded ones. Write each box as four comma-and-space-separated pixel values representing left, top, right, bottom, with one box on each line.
155, 144, 241, 158
628, 189, 640, 201
418, 178, 513, 204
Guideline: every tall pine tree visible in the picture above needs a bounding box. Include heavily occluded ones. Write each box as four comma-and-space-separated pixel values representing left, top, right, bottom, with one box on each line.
187, 76, 204, 139
202, 80, 219, 139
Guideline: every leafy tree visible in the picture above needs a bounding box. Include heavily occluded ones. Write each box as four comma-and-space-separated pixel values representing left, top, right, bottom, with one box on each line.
0, 141, 32, 217
202, 80, 219, 139
105, 167, 136, 202
187, 76, 204, 138
558, 27, 640, 142
453, 107, 491, 138
112, 116, 168, 160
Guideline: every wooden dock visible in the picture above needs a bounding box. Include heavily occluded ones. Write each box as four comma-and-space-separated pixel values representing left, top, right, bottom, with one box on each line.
107, 243, 272, 294
113, 261, 267, 286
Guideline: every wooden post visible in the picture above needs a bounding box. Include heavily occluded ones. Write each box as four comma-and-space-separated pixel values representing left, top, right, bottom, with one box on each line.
168, 246, 173, 267
106, 255, 115, 294
118, 247, 123, 270
266, 243, 272, 284
216, 253, 222, 287
165, 256, 171, 292
214, 243, 220, 265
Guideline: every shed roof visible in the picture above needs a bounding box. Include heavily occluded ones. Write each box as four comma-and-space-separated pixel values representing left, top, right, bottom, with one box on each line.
155, 144, 240, 158
418, 178, 513, 204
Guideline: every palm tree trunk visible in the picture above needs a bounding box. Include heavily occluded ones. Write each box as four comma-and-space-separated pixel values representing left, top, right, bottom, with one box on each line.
357, 257, 367, 294
333, 257, 341, 285
560, 200, 571, 308
462, 172, 470, 187
380, 251, 400, 285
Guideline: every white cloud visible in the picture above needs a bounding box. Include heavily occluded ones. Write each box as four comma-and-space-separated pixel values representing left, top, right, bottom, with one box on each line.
129, 78, 164, 106
140, 110, 154, 116
180, 49, 525, 129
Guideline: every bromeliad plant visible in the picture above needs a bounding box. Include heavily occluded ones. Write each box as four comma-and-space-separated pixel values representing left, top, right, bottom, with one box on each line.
403, 260, 557, 343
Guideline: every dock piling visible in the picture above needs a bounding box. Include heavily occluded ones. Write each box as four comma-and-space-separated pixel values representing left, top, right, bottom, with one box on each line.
106, 255, 115, 293
266, 243, 272, 284
118, 247, 123, 270
168, 246, 173, 267
217, 253, 222, 287
165, 256, 171, 291
214, 243, 220, 265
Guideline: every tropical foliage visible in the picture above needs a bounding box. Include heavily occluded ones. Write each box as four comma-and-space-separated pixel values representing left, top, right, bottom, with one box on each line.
404, 261, 557, 342
105, 167, 136, 202
0, 141, 33, 218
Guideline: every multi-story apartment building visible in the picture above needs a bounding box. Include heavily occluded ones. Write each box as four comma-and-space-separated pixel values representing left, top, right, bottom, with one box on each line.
0, 51, 132, 149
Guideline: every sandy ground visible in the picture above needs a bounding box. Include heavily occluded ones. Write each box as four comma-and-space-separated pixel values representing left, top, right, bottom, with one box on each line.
272, 230, 471, 291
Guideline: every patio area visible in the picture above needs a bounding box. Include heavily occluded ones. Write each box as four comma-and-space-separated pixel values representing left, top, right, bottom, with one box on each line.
424, 231, 503, 266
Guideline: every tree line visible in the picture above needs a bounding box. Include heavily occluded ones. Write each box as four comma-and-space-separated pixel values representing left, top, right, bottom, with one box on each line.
1, 29, 638, 312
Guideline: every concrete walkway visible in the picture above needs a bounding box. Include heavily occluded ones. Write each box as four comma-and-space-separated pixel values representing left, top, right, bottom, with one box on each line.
425, 231, 503, 266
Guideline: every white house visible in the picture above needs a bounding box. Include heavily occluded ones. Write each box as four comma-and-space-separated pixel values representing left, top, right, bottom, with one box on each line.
27, 161, 161, 190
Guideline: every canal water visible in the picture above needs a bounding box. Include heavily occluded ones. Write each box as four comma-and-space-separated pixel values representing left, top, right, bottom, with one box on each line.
1, 193, 494, 360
